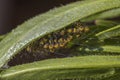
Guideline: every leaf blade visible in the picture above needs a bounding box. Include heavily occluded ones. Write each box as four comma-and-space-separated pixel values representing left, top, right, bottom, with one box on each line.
1, 56, 120, 80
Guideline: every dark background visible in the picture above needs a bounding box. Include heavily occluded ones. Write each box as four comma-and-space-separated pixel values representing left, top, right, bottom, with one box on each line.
0, 0, 77, 35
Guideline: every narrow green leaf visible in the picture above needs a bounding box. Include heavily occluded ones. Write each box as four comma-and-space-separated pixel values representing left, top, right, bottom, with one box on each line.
95, 20, 119, 27
87, 20, 119, 34
96, 25, 120, 40
82, 8, 120, 22
101, 45, 120, 53
0, 56, 120, 80
80, 45, 120, 53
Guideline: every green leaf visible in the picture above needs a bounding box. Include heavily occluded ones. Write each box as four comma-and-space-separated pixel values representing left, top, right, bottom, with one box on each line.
0, 34, 7, 41
96, 25, 120, 40
95, 20, 119, 27
82, 8, 120, 22
101, 45, 120, 53
85, 20, 119, 36
0, 56, 120, 80
79, 45, 120, 53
